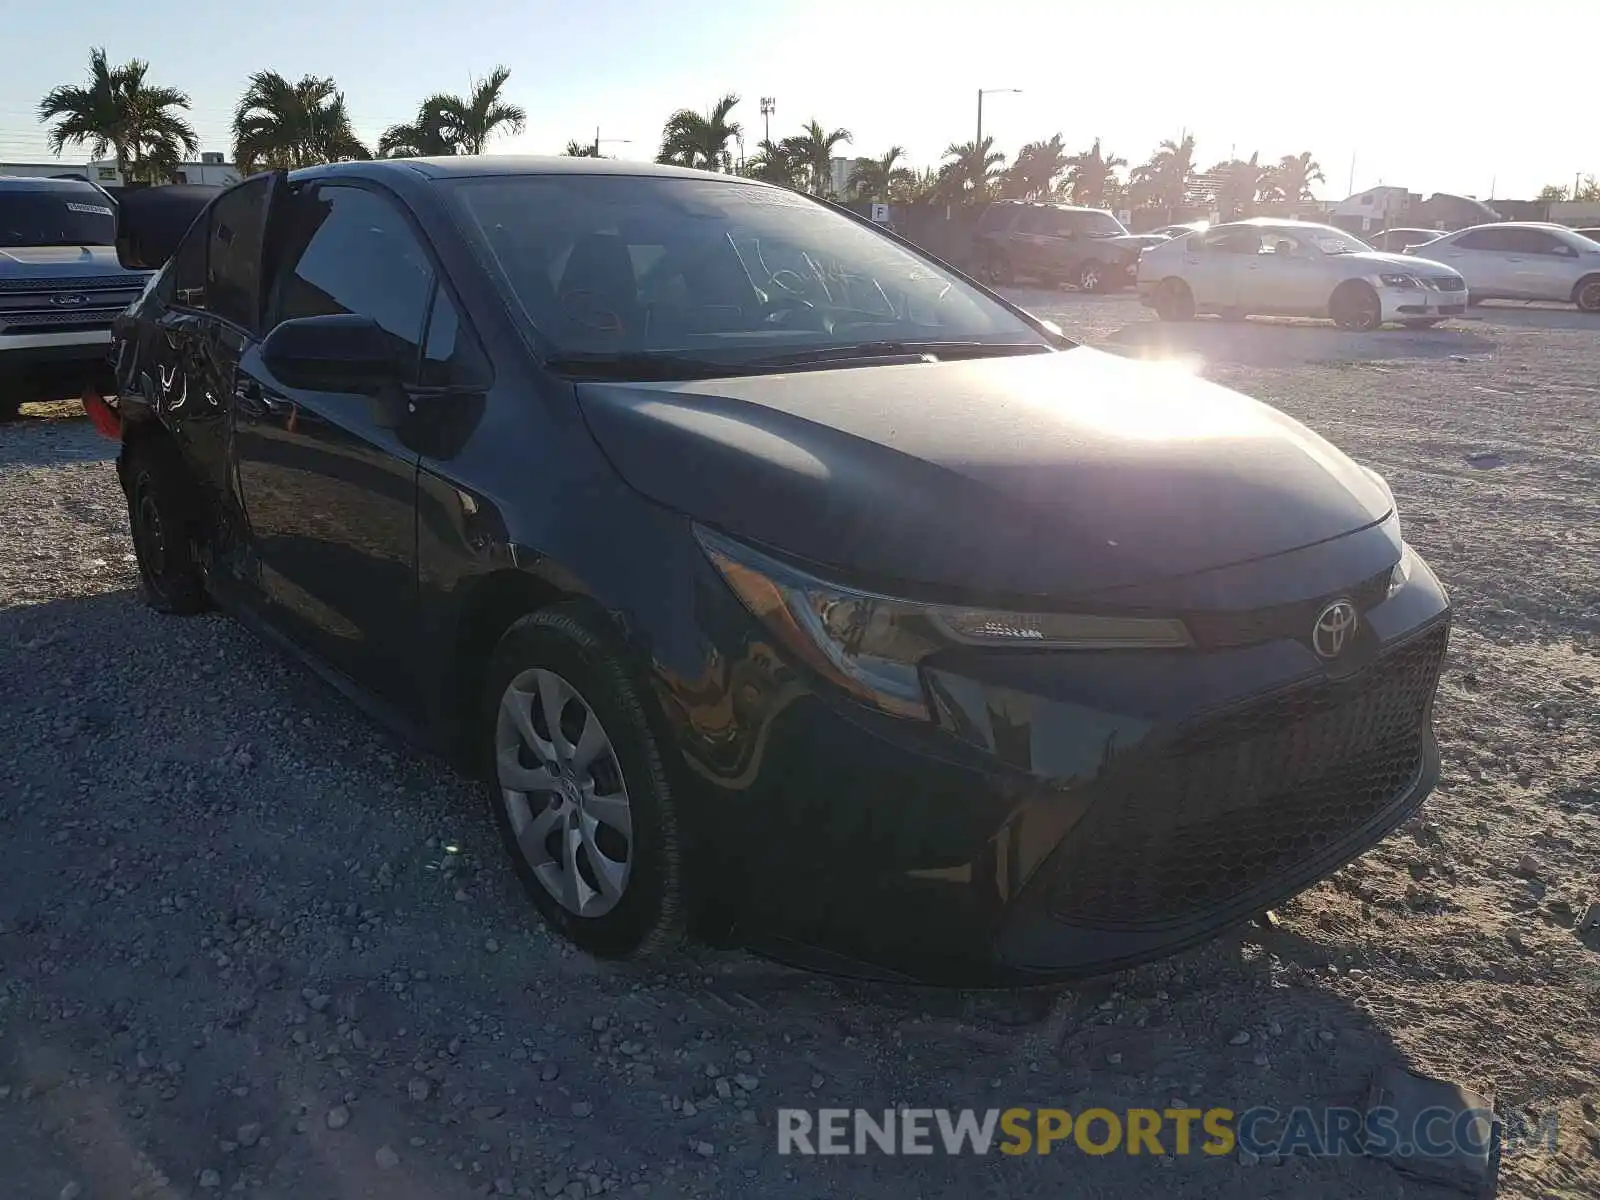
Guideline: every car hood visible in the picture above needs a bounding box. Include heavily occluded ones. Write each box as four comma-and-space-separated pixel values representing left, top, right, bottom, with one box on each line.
1344, 249, 1459, 277
575, 347, 1393, 600
0, 245, 145, 279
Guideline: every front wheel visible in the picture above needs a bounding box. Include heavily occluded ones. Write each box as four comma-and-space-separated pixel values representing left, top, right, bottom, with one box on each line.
121, 436, 209, 614
1077, 260, 1109, 293
1153, 277, 1196, 321
482, 606, 685, 960
1330, 281, 1383, 331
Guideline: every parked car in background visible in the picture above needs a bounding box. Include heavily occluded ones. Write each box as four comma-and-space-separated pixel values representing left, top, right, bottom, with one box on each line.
1406, 222, 1600, 311
1151, 221, 1209, 239
101, 158, 1450, 985
1366, 227, 1443, 254
1138, 218, 1468, 330
0, 176, 151, 419
974, 200, 1149, 292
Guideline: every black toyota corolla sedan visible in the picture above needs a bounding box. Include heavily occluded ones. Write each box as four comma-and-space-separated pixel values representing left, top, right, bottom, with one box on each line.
102, 157, 1450, 984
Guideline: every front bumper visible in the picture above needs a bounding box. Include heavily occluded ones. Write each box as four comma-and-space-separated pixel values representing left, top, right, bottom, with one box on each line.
0, 335, 117, 403
1377, 283, 1467, 321
666, 534, 1451, 985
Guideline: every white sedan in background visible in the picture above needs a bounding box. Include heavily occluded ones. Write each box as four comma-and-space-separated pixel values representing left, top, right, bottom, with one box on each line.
1402, 222, 1600, 312
1137, 219, 1469, 331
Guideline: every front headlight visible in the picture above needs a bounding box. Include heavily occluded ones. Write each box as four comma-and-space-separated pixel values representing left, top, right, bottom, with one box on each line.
1388, 542, 1418, 598
1378, 273, 1422, 288
695, 526, 1192, 720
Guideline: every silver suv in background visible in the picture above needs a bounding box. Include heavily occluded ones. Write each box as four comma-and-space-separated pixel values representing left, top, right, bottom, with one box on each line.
1405, 222, 1600, 311
0, 177, 153, 419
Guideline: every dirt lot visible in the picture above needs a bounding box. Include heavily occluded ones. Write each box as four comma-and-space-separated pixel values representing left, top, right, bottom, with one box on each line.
2, 298, 1597, 1200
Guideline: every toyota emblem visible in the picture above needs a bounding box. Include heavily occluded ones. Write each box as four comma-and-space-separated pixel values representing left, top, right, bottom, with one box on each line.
1311, 600, 1359, 659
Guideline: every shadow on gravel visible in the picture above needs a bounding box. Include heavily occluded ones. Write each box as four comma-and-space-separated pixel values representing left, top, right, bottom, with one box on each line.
0, 590, 1480, 1200
1103, 319, 1497, 369
0, 409, 115, 469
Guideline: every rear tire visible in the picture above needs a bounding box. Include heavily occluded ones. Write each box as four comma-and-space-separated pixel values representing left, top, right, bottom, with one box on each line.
120, 435, 209, 615
979, 249, 1012, 287
1330, 281, 1383, 331
1574, 275, 1600, 313
481, 605, 685, 961
1077, 260, 1108, 293
1153, 277, 1195, 321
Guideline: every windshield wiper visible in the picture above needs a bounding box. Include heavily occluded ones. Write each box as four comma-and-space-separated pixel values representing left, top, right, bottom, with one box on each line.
739, 341, 1055, 369
545, 352, 744, 382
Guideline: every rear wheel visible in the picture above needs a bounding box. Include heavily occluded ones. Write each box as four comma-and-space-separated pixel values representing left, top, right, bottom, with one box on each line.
1077, 260, 1108, 293
482, 606, 685, 960
121, 436, 209, 614
1153, 277, 1195, 321
1330, 281, 1383, 331
979, 249, 1012, 287
1574, 275, 1600, 313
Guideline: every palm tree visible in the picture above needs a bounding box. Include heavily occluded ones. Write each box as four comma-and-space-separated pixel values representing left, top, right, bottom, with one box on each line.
232, 71, 370, 172
38, 48, 198, 183
1264, 151, 1325, 204
745, 139, 803, 187
433, 66, 525, 155
941, 137, 1006, 201
380, 69, 523, 158
1000, 135, 1069, 201
1063, 138, 1127, 208
779, 120, 851, 196
1133, 133, 1197, 212
1207, 151, 1271, 219
378, 98, 456, 158
656, 94, 741, 172
847, 146, 913, 202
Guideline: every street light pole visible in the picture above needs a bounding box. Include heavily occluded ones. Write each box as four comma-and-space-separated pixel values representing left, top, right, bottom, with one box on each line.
590, 130, 633, 158
975, 87, 1021, 151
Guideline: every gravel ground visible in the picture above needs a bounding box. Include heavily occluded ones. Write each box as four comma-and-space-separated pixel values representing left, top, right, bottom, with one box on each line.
2, 298, 1597, 1200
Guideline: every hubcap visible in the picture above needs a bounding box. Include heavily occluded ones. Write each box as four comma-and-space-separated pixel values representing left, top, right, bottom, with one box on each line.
496, 668, 633, 918
133, 487, 167, 576
1581, 283, 1600, 310
1082, 267, 1099, 290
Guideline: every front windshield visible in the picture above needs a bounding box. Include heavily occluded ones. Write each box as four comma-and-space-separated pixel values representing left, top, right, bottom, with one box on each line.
447, 175, 1051, 361
1304, 227, 1373, 255
0, 187, 117, 248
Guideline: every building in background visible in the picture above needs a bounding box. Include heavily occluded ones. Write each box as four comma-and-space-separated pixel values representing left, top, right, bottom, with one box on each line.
0, 152, 239, 188
828, 156, 872, 199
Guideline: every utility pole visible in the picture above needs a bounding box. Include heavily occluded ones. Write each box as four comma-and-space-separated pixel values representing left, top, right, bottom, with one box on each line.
760, 97, 775, 147
590, 129, 632, 158
1347, 151, 1356, 197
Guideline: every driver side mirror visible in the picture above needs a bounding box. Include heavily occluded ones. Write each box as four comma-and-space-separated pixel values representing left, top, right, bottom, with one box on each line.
114, 184, 223, 270
261, 314, 412, 394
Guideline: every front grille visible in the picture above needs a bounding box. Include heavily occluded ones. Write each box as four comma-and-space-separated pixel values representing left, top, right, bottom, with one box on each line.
0, 308, 123, 329
0, 274, 142, 293
1429, 276, 1466, 292
1042, 622, 1448, 929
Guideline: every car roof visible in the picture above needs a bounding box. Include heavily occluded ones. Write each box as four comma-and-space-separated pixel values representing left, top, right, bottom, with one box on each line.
987, 199, 1112, 214
293, 155, 757, 185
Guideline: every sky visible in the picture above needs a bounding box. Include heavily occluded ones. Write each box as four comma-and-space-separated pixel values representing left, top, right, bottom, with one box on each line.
0, 0, 1588, 201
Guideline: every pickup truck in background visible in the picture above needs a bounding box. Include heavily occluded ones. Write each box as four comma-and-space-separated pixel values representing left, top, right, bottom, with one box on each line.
0, 177, 154, 420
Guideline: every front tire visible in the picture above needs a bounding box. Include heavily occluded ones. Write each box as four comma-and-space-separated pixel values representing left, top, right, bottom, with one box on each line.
1153, 277, 1196, 321
120, 436, 209, 614
482, 606, 685, 960
1330, 281, 1383, 331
